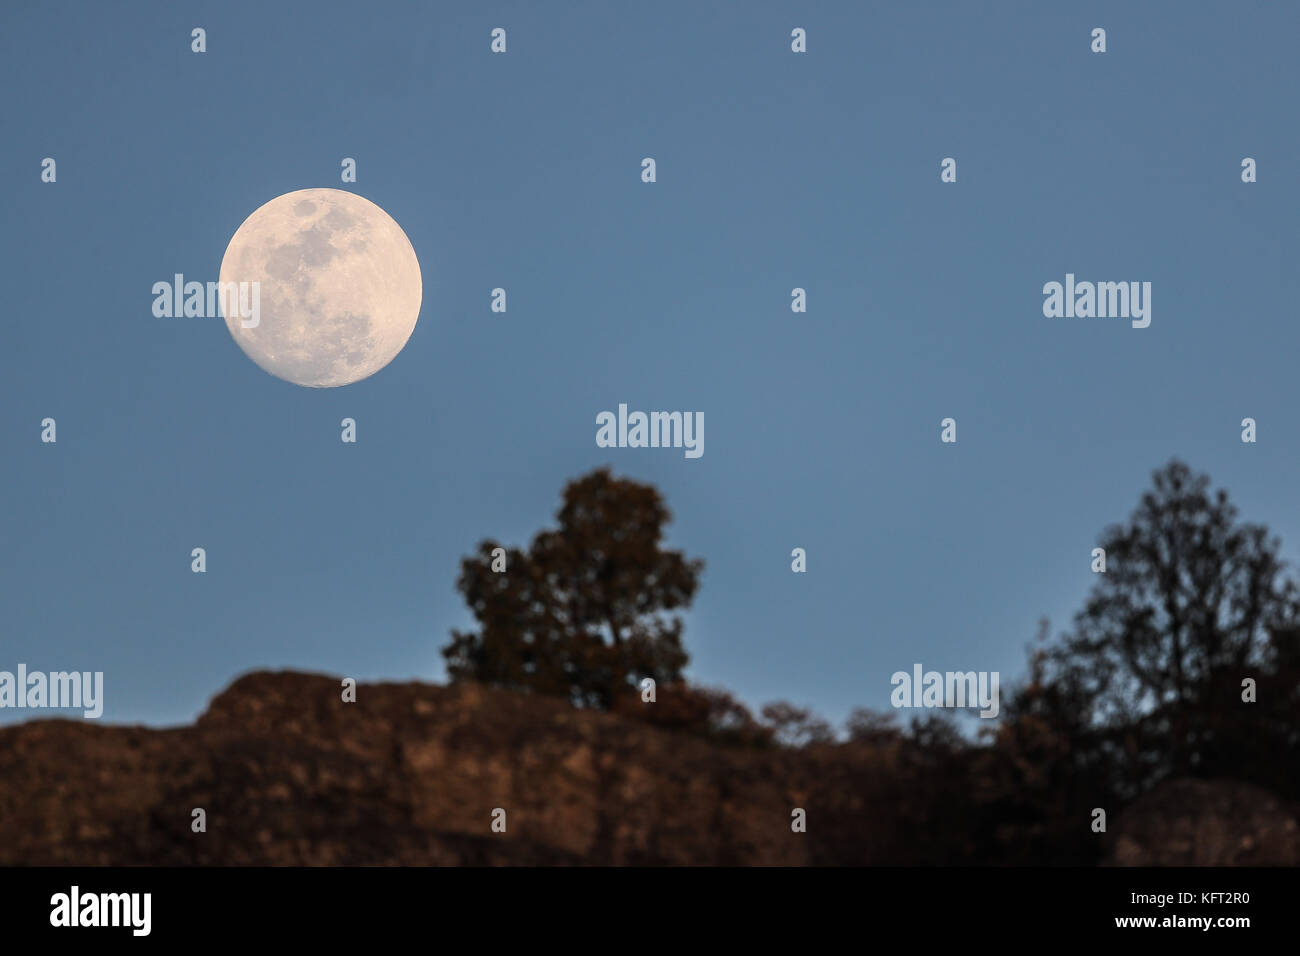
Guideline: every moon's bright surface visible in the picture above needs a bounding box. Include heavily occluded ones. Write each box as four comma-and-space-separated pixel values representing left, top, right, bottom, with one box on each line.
219, 188, 422, 388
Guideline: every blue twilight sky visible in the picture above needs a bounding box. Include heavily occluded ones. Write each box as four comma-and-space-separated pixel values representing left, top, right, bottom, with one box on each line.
3, 1, 1299, 727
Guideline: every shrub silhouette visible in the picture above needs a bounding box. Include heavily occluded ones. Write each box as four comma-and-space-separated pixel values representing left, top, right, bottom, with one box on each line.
613, 683, 774, 747
759, 701, 835, 747
443, 468, 703, 710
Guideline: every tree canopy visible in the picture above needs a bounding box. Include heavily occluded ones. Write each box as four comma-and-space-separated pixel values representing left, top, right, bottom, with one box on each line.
1000, 460, 1300, 810
442, 468, 703, 710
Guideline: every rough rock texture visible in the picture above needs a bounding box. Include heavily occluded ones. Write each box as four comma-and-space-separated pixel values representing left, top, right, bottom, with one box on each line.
7, 671, 1295, 866
1105, 778, 1300, 866
0, 671, 818, 865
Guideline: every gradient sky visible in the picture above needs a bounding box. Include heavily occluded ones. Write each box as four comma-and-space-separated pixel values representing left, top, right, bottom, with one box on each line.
3, 1, 1300, 728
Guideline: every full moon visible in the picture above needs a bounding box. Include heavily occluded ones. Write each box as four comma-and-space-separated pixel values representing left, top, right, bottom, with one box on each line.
219, 188, 422, 388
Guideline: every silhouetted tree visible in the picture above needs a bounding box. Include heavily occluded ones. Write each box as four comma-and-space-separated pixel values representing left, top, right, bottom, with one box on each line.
843, 708, 902, 747
760, 701, 835, 747
988, 460, 1300, 863
979, 624, 1120, 863
1056, 461, 1299, 788
443, 468, 703, 710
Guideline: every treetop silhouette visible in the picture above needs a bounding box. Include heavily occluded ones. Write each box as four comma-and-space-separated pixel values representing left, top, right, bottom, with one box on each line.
443, 467, 703, 710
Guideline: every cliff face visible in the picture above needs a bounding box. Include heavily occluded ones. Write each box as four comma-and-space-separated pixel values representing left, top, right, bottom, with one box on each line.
0, 671, 817, 865
4, 671, 1297, 866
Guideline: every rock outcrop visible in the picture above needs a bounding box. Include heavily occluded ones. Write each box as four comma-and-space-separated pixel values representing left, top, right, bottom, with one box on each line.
6, 671, 1296, 865
0, 671, 816, 865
